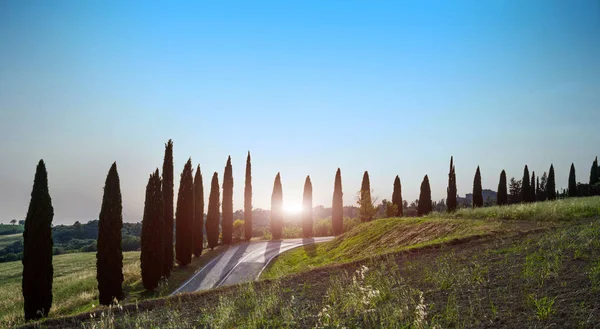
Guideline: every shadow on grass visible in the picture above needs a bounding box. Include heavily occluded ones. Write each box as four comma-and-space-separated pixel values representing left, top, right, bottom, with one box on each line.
302, 238, 317, 257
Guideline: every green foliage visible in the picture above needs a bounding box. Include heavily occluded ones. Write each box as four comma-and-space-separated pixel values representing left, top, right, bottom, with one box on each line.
270, 173, 283, 240
569, 163, 578, 197
233, 219, 244, 241
313, 218, 332, 237
141, 170, 164, 290
547, 164, 557, 200
332, 168, 344, 235
522, 165, 532, 203
244, 152, 253, 241
357, 189, 377, 223
473, 166, 483, 208
447, 156, 457, 212
22, 160, 54, 320
418, 175, 432, 216
392, 175, 403, 217
193, 165, 204, 257
528, 295, 556, 321
161, 139, 174, 278
497, 170, 508, 205
384, 200, 398, 218
222, 156, 234, 245
97, 162, 124, 306
175, 159, 194, 266
359, 171, 373, 222
206, 172, 220, 249
302, 176, 313, 237
589, 156, 599, 186
0, 224, 24, 236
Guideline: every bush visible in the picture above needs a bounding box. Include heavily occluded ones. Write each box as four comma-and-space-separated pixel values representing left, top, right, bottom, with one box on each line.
233, 219, 244, 241
283, 226, 302, 239
122, 234, 141, 251
314, 218, 333, 237
343, 217, 361, 233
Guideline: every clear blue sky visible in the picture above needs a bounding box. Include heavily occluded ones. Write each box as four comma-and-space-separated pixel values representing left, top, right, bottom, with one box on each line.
1, 0, 599, 224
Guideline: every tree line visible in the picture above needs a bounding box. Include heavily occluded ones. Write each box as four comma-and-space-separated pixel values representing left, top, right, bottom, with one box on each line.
19, 143, 600, 320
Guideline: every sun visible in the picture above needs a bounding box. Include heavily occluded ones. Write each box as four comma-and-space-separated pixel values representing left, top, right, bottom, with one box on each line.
283, 204, 302, 215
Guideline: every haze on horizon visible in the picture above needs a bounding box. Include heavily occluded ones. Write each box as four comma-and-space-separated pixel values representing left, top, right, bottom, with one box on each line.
1, 1, 599, 224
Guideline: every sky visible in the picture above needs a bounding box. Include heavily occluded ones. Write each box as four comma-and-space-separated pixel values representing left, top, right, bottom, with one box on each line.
0, 0, 599, 224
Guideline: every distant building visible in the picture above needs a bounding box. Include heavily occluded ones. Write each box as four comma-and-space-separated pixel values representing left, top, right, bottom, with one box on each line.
457, 189, 497, 206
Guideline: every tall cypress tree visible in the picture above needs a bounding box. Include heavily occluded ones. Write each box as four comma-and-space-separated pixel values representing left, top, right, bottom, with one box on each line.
302, 176, 313, 237
161, 139, 174, 278
590, 156, 599, 185
141, 170, 164, 290
392, 175, 403, 217
547, 164, 557, 200
521, 165, 531, 203
418, 175, 432, 216
332, 168, 343, 235
206, 173, 220, 249
97, 162, 124, 305
22, 160, 54, 320
447, 156, 457, 212
222, 156, 233, 245
530, 172, 536, 202
568, 163, 578, 197
497, 170, 508, 205
270, 173, 283, 240
536, 177, 541, 201
244, 152, 253, 241
193, 165, 204, 257
359, 171, 373, 222
175, 159, 194, 266
473, 166, 483, 208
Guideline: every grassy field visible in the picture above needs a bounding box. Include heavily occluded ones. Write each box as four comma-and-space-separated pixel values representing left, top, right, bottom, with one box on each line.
0, 246, 225, 328
431, 196, 600, 221
42, 217, 600, 328
0, 234, 22, 248
260, 216, 542, 280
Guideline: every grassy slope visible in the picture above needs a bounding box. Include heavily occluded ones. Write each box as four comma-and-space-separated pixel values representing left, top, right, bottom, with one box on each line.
261, 217, 536, 280
45, 218, 600, 328
261, 197, 600, 280
0, 234, 22, 248
0, 246, 225, 328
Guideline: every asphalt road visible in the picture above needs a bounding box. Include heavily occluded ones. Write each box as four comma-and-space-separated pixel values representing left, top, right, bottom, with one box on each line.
171, 236, 334, 295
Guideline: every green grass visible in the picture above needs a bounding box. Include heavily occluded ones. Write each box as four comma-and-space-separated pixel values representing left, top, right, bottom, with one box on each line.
0, 246, 225, 328
0, 225, 24, 236
260, 216, 522, 280
429, 196, 600, 221
73, 219, 600, 329
0, 234, 22, 248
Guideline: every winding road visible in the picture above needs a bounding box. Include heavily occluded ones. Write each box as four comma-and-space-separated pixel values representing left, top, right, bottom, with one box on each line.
171, 237, 334, 295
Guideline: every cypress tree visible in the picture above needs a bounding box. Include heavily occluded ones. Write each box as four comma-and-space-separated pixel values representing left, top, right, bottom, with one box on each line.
244, 152, 253, 241
473, 166, 483, 208
359, 171, 372, 222
22, 160, 54, 320
497, 170, 508, 205
97, 162, 124, 305
175, 159, 194, 266
417, 175, 432, 216
568, 163, 578, 197
206, 173, 220, 249
536, 176, 540, 201
222, 156, 233, 245
530, 172, 536, 202
193, 165, 204, 257
332, 168, 343, 235
521, 165, 531, 203
547, 164, 557, 200
590, 157, 599, 185
447, 156, 457, 212
392, 175, 403, 217
141, 170, 164, 290
270, 173, 283, 240
302, 176, 313, 237
161, 140, 174, 278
